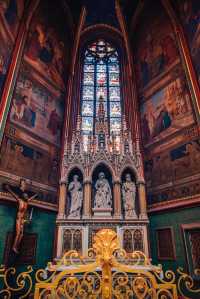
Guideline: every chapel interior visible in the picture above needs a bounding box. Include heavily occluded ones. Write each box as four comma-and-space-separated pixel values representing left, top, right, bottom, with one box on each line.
0, 0, 200, 298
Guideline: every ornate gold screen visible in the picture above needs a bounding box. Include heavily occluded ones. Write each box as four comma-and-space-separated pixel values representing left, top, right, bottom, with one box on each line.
0, 229, 200, 298
34, 229, 177, 299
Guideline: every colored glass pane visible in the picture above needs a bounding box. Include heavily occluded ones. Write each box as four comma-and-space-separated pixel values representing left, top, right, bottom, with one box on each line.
97, 86, 107, 100
83, 72, 94, 85
109, 87, 120, 100
97, 72, 107, 86
97, 64, 107, 73
110, 118, 121, 132
82, 117, 93, 132
110, 102, 121, 117
84, 64, 94, 72
83, 86, 94, 99
109, 73, 120, 86
109, 63, 119, 73
82, 101, 94, 116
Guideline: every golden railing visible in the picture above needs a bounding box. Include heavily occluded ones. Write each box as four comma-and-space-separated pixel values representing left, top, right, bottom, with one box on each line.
0, 229, 200, 298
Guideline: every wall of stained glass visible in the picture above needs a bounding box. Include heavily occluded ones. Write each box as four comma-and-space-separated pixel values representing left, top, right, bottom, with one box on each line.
81, 40, 122, 144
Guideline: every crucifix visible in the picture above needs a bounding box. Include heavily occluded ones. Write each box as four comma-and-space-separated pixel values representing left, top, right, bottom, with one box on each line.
6, 179, 37, 254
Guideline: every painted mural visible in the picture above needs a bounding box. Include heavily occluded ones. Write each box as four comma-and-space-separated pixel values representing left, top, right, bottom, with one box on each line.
179, 0, 200, 85
0, 0, 72, 202
0, 20, 12, 99
9, 65, 64, 146
0, 0, 25, 100
145, 138, 200, 189
24, 2, 68, 90
0, 0, 24, 38
134, 2, 199, 207
141, 76, 194, 146
135, 8, 179, 90
0, 134, 59, 187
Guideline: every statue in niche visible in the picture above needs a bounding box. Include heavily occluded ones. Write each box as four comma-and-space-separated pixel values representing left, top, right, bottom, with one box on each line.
68, 175, 83, 218
122, 173, 137, 218
94, 172, 112, 208
5, 179, 37, 254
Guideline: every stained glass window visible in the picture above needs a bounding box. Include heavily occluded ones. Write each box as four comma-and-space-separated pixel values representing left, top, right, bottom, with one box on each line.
81, 39, 122, 141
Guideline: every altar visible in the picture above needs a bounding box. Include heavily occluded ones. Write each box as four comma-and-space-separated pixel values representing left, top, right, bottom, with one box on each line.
56, 96, 149, 258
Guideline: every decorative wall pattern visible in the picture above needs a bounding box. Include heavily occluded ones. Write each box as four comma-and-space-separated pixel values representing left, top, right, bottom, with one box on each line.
133, 2, 199, 206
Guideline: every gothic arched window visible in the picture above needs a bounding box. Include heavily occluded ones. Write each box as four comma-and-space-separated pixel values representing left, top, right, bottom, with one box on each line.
81, 39, 122, 149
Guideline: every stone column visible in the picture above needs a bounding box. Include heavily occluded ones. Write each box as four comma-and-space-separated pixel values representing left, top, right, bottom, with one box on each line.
138, 182, 148, 220
83, 179, 92, 219
57, 182, 67, 219
113, 180, 122, 219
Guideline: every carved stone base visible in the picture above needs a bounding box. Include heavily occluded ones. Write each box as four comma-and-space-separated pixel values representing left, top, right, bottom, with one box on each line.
92, 207, 112, 217
57, 213, 66, 220
125, 211, 138, 220
67, 215, 81, 220
139, 213, 148, 220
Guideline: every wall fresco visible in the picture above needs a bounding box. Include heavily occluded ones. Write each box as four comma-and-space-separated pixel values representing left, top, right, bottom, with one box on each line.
135, 7, 179, 90
24, 2, 69, 90
0, 0, 72, 205
0, 0, 25, 100
0, 134, 59, 187
179, 0, 200, 85
0, 21, 12, 99
134, 1, 199, 206
145, 138, 200, 203
140, 75, 194, 146
9, 64, 64, 146
0, 0, 25, 38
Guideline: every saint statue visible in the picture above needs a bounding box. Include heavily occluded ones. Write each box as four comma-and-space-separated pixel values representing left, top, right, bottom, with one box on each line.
94, 172, 112, 208
122, 173, 137, 218
6, 179, 37, 254
68, 175, 83, 218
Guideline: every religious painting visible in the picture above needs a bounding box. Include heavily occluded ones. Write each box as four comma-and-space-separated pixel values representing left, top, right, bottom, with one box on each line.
144, 138, 200, 189
147, 179, 200, 205
140, 76, 194, 146
0, 21, 13, 99
0, 0, 24, 39
0, 135, 59, 186
179, 0, 200, 85
9, 66, 64, 146
24, 1, 69, 90
135, 6, 179, 90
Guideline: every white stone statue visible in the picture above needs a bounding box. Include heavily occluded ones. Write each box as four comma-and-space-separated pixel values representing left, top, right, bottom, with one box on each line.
94, 172, 112, 208
68, 175, 83, 218
122, 173, 137, 218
